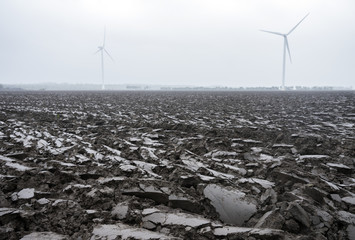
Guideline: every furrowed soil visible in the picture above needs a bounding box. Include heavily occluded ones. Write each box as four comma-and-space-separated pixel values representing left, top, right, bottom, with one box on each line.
0, 91, 354, 240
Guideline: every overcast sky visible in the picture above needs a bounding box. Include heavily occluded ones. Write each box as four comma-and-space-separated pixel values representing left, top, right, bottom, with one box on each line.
0, 0, 354, 88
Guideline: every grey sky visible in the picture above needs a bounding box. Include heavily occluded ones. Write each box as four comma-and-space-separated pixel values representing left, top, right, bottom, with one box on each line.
0, 0, 354, 88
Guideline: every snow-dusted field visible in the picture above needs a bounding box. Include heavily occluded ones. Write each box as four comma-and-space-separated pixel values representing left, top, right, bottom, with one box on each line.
0, 91, 354, 239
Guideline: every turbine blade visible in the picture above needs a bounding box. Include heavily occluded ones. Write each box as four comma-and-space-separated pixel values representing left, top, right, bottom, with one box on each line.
94, 49, 101, 55
285, 37, 292, 63
103, 26, 106, 47
104, 49, 114, 62
287, 13, 309, 35
260, 30, 284, 36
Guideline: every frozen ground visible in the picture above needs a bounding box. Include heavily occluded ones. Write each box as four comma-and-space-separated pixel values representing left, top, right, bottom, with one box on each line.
0, 91, 354, 239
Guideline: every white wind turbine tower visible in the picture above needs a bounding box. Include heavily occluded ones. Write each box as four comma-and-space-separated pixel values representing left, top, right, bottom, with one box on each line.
261, 13, 309, 90
95, 27, 114, 90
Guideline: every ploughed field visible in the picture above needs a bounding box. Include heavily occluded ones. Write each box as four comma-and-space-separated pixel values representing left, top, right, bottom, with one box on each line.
0, 91, 354, 240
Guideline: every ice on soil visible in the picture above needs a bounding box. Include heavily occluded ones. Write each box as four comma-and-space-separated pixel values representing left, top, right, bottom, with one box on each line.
91, 224, 177, 240
55, 139, 63, 148
342, 123, 354, 128
213, 226, 254, 236
327, 163, 351, 169
238, 178, 275, 189
97, 177, 126, 184
206, 168, 235, 179
204, 151, 238, 158
0, 174, 16, 179
140, 147, 159, 160
142, 208, 160, 216
49, 146, 74, 155
75, 154, 90, 163
217, 163, 247, 176
321, 179, 340, 191
86, 210, 97, 214
181, 159, 206, 171
272, 144, 294, 148
120, 164, 138, 172
64, 184, 92, 191
203, 184, 257, 225
103, 145, 122, 156
133, 160, 161, 178
85, 148, 103, 160
5, 162, 33, 171
129, 137, 142, 143
52, 199, 67, 206
242, 139, 262, 143
106, 155, 128, 162
143, 211, 210, 228
251, 147, 263, 153
338, 211, 355, 224
143, 137, 163, 146
342, 196, 355, 205
0, 155, 15, 162
20, 232, 67, 240
37, 198, 50, 205
0, 208, 19, 217
12, 188, 35, 201
37, 139, 50, 149
213, 226, 284, 237
197, 174, 216, 181
11, 131, 36, 148
50, 160, 76, 167
322, 122, 338, 130
111, 203, 129, 220
299, 155, 330, 160
316, 209, 333, 223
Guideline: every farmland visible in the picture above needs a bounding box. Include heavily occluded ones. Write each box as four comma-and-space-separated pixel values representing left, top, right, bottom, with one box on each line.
0, 91, 354, 239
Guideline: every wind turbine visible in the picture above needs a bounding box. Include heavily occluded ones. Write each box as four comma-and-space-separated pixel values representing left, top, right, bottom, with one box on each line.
261, 13, 309, 90
95, 27, 114, 90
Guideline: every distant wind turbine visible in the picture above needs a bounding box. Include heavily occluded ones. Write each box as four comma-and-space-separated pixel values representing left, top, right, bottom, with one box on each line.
95, 27, 114, 90
261, 13, 309, 90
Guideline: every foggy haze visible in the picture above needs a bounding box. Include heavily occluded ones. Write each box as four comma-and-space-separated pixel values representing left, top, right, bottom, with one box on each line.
0, 0, 354, 88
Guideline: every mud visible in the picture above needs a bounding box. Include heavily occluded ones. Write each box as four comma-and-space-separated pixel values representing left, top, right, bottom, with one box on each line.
0, 91, 354, 239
